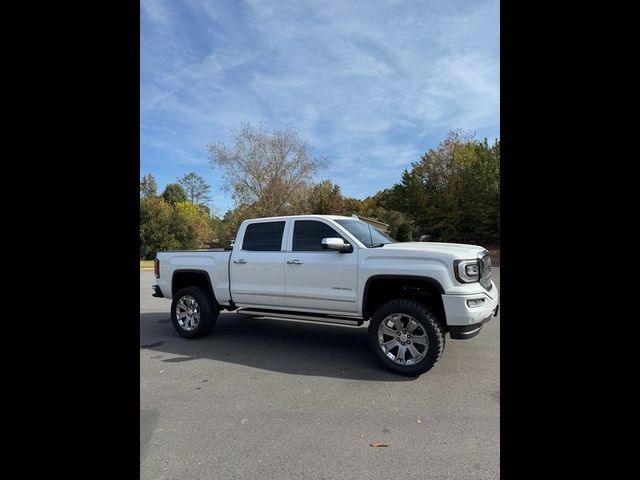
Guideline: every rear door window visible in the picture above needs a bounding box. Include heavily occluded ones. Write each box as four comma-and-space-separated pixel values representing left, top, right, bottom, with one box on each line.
242, 222, 285, 251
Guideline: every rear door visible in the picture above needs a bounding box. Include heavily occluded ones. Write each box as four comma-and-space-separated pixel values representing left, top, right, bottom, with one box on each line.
284, 219, 358, 313
230, 220, 287, 307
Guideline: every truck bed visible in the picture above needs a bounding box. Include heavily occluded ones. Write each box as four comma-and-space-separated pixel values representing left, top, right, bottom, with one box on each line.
155, 250, 232, 303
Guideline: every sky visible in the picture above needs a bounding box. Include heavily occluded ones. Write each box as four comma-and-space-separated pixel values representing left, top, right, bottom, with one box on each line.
140, 0, 500, 214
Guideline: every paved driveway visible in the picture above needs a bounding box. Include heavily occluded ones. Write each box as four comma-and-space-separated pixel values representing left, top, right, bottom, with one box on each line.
141, 268, 500, 479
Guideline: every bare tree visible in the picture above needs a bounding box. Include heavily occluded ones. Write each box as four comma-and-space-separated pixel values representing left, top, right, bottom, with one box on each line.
208, 123, 327, 217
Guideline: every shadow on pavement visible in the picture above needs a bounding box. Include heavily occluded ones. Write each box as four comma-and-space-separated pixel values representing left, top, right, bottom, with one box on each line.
140, 312, 412, 382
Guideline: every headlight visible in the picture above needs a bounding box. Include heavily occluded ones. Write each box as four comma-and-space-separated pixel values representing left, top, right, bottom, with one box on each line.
454, 259, 480, 283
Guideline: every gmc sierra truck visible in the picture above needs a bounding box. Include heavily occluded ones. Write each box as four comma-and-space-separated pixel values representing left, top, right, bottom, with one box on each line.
152, 215, 499, 376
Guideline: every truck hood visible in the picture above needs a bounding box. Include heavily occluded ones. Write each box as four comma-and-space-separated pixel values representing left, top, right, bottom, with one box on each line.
379, 242, 485, 259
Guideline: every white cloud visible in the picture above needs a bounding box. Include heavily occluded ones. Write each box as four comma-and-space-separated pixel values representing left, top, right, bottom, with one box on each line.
140, 0, 499, 210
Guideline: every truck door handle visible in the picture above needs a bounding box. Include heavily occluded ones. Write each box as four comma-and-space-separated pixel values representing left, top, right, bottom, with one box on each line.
233, 259, 247, 264
286, 259, 303, 265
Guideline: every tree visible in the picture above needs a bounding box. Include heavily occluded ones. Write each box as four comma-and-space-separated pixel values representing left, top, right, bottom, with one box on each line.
381, 130, 500, 244
374, 209, 407, 239
307, 180, 345, 214
208, 123, 327, 216
396, 222, 413, 242
140, 195, 216, 258
178, 172, 212, 205
198, 204, 212, 217
341, 197, 364, 216
140, 174, 157, 198
161, 183, 187, 205
171, 202, 215, 249
215, 204, 256, 248
140, 197, 178, 259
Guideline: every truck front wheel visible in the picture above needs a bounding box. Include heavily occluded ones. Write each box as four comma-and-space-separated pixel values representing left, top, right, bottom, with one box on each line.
170, 287, 218, 339
368, 299, 445, 376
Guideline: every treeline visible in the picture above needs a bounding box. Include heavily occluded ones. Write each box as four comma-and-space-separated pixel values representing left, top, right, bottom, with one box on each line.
140, 173, 216, 259
379, 130, 499, 244
140, 125, 499, 259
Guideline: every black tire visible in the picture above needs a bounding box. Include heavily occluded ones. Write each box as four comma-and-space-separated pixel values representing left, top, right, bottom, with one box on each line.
171, 286, 218, 339
368, 299, 445, 377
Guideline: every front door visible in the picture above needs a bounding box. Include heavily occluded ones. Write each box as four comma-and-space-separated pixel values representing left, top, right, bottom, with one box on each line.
284, 219, 358, 313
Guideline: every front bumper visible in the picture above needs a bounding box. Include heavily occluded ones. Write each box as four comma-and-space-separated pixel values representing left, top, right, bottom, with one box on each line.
448, 306, 498, 339
442, 281, 499, 340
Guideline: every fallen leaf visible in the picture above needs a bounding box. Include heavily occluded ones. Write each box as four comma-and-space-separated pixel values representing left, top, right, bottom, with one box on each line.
369, 442, 388, 448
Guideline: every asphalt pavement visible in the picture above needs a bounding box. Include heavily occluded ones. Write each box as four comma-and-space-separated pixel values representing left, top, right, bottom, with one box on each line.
140, 268, 500, 479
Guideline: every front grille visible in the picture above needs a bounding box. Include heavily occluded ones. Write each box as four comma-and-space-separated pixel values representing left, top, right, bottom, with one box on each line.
479, 252, 493, 291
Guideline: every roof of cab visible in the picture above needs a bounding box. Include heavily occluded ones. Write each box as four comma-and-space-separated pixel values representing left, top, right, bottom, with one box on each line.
242, 214, 356, 222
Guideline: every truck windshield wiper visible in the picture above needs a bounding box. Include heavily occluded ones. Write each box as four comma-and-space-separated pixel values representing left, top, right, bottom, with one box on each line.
369, 243, 386, 248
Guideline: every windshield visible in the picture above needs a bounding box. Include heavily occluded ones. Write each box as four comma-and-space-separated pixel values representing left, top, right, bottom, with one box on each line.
335, 219, 396, 247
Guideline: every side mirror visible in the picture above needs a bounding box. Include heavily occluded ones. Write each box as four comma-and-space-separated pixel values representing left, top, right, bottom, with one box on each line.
321, 237, 351, 253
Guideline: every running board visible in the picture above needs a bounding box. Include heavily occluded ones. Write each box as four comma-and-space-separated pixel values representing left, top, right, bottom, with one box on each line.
237, 308, 363, 327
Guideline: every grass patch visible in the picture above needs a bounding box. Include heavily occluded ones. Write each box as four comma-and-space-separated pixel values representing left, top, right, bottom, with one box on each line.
140, 260, 154, 269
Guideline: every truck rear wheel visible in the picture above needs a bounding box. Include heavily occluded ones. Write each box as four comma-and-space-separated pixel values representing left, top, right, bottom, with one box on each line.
368, 299, 445, 376
171, 287, 218, 339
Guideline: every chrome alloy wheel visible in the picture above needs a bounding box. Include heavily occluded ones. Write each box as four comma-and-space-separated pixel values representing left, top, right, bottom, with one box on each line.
377, 313, 429, 365
176, 295, 200, 331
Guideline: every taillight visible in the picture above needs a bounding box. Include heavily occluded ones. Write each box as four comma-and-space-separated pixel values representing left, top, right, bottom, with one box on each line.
154, 258, 160, 278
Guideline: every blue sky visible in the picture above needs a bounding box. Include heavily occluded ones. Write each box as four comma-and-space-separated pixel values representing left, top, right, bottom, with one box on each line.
141, 0, 499, 214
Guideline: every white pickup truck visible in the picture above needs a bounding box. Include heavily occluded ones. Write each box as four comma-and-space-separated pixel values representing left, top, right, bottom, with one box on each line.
153, 215, 499, 376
